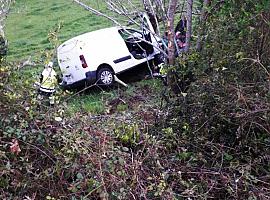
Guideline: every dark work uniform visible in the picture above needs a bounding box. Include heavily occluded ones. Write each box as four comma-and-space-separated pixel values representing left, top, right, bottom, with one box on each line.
175, 18, 187, 43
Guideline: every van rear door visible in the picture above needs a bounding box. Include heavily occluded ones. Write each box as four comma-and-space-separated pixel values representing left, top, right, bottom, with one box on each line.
57, 39, 86, 85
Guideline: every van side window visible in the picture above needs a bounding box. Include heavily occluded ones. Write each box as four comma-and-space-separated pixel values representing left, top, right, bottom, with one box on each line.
118, 29, 143, 42
118, 29, 144, 59
118, 29, 154, 59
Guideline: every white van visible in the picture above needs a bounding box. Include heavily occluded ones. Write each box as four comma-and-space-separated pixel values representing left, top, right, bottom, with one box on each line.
57, 13, 162, 88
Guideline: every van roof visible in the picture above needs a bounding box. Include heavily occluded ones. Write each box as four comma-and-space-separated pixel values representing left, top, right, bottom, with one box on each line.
73, 27, 119, 39
59, 27, 120, 48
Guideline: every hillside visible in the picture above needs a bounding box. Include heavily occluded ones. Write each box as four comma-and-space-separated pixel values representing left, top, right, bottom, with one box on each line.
5, 0, 111, 61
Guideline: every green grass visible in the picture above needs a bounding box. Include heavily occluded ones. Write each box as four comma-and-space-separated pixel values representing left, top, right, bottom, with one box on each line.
5, 0, 112, 61
65, 89, 117, 114
64, 78, 163, 115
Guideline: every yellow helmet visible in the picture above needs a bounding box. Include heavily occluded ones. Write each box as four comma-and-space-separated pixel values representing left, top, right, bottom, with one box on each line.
46, 61, 53, 68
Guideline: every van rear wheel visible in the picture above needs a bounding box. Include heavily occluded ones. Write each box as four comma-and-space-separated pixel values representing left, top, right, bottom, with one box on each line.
97, 67, 114, 86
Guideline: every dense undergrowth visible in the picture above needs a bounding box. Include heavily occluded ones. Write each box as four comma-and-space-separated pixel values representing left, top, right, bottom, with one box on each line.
160, 62, 270, 199
1, 54, 269, 200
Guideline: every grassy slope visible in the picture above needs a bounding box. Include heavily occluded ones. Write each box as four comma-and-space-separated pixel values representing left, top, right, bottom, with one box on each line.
5, 0, 111, 61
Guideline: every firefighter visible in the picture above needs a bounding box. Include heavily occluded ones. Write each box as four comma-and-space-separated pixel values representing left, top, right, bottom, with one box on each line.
37, 61, 58, 105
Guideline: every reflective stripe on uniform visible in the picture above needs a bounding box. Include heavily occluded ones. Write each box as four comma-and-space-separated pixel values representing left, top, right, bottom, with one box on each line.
39, 86, 55, 93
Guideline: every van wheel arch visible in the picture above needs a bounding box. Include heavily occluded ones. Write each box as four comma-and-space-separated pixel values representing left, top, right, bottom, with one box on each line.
97, 64, 115, 86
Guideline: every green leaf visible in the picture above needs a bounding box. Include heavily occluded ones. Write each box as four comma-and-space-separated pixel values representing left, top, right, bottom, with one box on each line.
76, 172, 83, 180
122, 147, 129, 152
224, 153, 233, 161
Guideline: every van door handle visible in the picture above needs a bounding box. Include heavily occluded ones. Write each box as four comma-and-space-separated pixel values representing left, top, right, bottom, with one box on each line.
113, 55, 132, 64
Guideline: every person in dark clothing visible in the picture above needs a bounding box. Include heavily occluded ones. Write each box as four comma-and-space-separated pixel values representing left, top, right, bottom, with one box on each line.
175, 16, 187, 49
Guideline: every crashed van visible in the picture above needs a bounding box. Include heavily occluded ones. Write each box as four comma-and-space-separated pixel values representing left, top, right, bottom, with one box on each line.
57, 13, 162, 87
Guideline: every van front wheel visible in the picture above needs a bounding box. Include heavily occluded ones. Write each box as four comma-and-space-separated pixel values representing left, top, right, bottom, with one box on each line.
97, 67, 114, 86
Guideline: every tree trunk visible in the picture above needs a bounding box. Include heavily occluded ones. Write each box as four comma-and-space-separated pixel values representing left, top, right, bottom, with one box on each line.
196, 0, 209, 51
167, 0, 177, 65
0, 0, 13, 37
184, 0, 193, 52
0, 0, 14, 59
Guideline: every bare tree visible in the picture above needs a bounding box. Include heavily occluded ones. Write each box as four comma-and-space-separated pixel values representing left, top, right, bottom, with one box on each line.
0, 0, 14, 37
0, 0, 14, 59
196, 0, 209, 51
184, 0, 193, 52
167, 0, 178, 64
